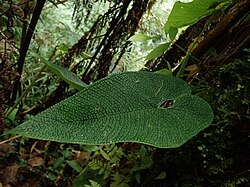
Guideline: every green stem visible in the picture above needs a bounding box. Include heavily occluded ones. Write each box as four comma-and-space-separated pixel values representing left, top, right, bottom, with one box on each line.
176, 16, 213, 77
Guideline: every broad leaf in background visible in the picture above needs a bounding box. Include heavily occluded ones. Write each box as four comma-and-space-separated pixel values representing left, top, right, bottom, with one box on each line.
155, 69, 172, 76
146, 42, 170, 61
129, 33, 152, 43
41, 57, 87, 91
168, 27, 178, 41
10, 72, 213, 148
164, 0, 227, 33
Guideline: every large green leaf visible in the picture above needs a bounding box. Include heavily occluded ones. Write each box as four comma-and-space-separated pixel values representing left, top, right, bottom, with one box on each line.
164, 0, 226, 33
10, 72, 213, 148
41, 57, 87, 91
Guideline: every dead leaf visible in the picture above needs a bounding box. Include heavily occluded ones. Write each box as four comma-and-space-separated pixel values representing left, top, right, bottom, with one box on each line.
30, 141, 44, 155
185, 64, 199, 76
72, 150, 90, 165
28, 157, 44, 167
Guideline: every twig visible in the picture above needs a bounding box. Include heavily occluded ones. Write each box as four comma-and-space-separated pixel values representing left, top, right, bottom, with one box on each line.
0, 135, 22, 145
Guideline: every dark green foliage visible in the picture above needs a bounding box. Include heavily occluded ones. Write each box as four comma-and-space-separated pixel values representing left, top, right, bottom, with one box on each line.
74, 144, 154, 187
1, 0, 249, 186
139, 50, 250, 186
10, 72, 213, 148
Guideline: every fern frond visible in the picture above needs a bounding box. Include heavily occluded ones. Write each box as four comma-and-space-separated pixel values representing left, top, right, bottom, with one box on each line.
84, 180, 101, 187
101, 144, 124, 165
88, 159, 103, 170
110, 172, 130, 187
88, 159, 112, 179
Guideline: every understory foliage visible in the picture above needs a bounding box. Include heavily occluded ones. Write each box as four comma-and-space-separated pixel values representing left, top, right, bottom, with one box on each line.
1, 0, 250, 186
141, 50, 250, 186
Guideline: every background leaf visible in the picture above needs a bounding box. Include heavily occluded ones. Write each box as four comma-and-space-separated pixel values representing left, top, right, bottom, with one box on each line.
41, 57, 87, 91
10, 72, 213, 148
155, 69, 172, 76
66, 160, 83, 173
146, 43, 170, 61
128, 33, 152, 42
164, 0, 226, 33
168, 27, 178, 41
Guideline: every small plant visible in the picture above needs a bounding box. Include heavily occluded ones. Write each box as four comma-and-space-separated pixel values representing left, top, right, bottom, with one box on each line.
74, 144, 154, 186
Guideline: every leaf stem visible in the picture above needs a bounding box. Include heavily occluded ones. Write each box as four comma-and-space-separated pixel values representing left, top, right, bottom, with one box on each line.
176, 16, 214, 77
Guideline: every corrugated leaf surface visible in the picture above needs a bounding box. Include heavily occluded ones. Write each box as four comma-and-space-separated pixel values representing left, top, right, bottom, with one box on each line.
10, 72, 213, 148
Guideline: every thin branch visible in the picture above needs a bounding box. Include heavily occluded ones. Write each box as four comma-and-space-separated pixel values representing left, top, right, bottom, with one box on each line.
0, 135, 22, 145
82, 0, 132, 78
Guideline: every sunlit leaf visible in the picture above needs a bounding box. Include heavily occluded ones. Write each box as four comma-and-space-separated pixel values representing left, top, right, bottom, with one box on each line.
168, 27, 178, 41
164, 0, 227, 33
146, 43, 170, 61
129, 33, 152, 42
